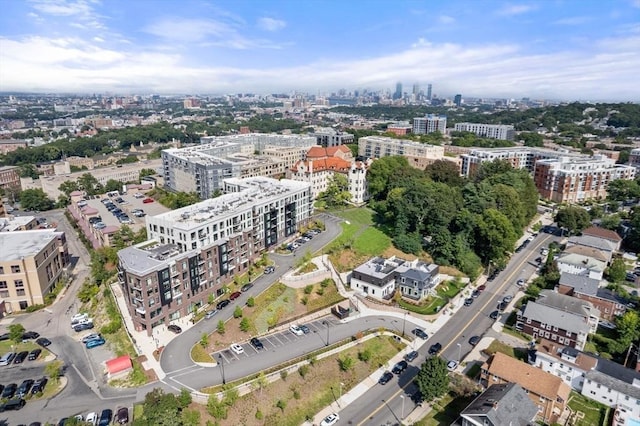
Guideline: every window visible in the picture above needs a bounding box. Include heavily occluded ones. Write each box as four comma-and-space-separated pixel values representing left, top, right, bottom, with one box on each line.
11, 265, 20, 273
0, 290, 9, 298
0, 281, 6, 289
14, 280, 24, 288
16, 289, 25, 296
0, 266, 3, 274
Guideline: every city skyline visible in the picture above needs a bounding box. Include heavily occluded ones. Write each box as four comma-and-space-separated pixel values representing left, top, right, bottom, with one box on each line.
0, 0, 639, 101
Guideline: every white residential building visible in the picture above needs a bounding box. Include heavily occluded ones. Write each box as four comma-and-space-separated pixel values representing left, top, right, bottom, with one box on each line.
412, 114, 447, 134
358, 136, 449, 170
454, 122, 515, 140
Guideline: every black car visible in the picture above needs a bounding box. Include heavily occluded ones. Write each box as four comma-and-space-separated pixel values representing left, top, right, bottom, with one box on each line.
241, 283, 254, 292
0, 333, 9, 341
411, 328, 428, 339
497, 301, 508, 312
36, 337, 52, 347
250, 337, 264, 350
469, 336, 480, 346
21, 331, 40, 340
116, 407, 129, 425
463, 298, 474, 306
28, 349, 42, 361
378, 371, 394, 385
99, 409, 113, 426
13, 351, 28, 364
428, 342, 442, 355
471, 289, 481, 298
167, 324, 182, 334
2, 383, 17, 399
17, 379, 34, 397
299, 324, 310, 334
73, 323, 94, 332
405, 350, 419, 362
31, 377, 48, 394
0, 398, 26, 412
490, 310, 500, 320
216, 299, 231, 310
392, 360, 408, 374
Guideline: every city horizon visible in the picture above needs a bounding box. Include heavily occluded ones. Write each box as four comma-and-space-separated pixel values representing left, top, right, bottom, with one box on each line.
1, 0, 639, 101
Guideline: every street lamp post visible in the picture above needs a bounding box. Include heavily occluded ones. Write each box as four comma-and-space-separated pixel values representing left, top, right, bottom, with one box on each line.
218, 354, 226, 385
400, 395, 405, 419
457, 343, 462, 363
402, 311, 407, 337
323, 320, 329, 346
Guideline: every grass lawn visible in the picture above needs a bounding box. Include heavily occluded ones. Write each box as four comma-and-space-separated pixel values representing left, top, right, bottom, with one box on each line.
483, 340, 527, 362
334, 208, 375, 226
567, 391, 609, 426
0, 340, 42, 354
415, 392, 476, 425
353, 227, 391, 256
399, 279, 465, 315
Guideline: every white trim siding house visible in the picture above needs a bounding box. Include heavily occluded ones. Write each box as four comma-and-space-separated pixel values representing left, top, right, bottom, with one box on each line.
556, 253, 606, 281
396, 260, 440, 301
350, 257, 404, 300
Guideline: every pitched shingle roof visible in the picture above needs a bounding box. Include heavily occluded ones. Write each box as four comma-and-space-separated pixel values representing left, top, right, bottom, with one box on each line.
582, 226, 622, 243
460, 383, 538, 425
558, 273, 599, 296
521, 301, 590, 335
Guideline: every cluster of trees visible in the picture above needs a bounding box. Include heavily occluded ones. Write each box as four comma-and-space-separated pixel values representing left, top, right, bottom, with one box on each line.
317, 174, 352, 208
368, 157, 538, 278
146, 187, 201, 210
132, 388, 201, 426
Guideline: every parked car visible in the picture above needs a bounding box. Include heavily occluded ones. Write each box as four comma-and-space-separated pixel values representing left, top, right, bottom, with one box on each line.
464, 298, 474, 306
250, 337, 264, 350
31, 377, 48, 394
98, 409, 113, 426
497, 301, 508, 312
516, 278, 526, 287
28, 349, 42, 361
167, 325, 182, 334
299, 324, 310, 334
204, 310, 218, 319
411, 328, 428, 339
73, 322, 94, 332
428, 342, 442, 355
86, 412, 98, 426
230, 343, 244, 355
13, 351, 28, 364
378, 371, 394, 385
289, 324, 304, 336
471, 290, 481, 298
489, 310, 500, 320
85, 338, 106, 349
264, 266, 275, 274
405, 350, 419, 362
392, 360, 408, 374
0, 352, 16, 366
36, 337, 52, 347
469, 336, 480, 346
229, 291, 242, 301
216, 299, 230, 309
320, 413, 340, 426
17, 379, 34, 397
21, 331, 40, 340
0, 333, 9, 341
0, 398, 26, 412
81, 333, 102, 344
2, 383, 17, 399
446, 360, 459, 371
143, 198, 154, 203
116, 407, 129, 424
503, 295, 513, 303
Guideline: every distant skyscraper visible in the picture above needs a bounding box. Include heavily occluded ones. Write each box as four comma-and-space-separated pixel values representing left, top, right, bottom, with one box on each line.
454, 94, 462, 107
394, 82, 403, 100
412, 83, 420, 95
427, 84, 432, 101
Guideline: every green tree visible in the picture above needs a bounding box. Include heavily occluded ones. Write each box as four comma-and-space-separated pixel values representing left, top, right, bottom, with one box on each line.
8, 323, 25, 343
19, 164, 39, 179
474, 209, 517, 265
555, 206, 591, 234
104, 179, 122, 193
338, 355, 355, 371
424, 159, 464, 187
239, 317, 250, 332
206, 395, 227, 419
247, 297, 255, 307
177, 388, 193, 408
139, 168, 157, 180
45, 360, 64, 383
19, 188, 54, 211
318, 173, 351, 207
233, 306, 243, 318
141, 388, 182, 426
600, 213, 622, 231
78, 172, 103, 196
181, 409, 201, 426
415, 356, 449, 402
607, 258, 627, 283
615, 311, 640, 354
58, 180, 80, 196
200, 333, 209, 348
217, 320, 225, 334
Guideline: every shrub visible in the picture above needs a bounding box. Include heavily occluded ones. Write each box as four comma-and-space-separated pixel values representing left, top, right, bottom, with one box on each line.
304, 285, 314, 295
233, 306, 243, 318
316, 288, 324, 296
301, 296, 309, 305
280, 370, 288, 381
239, 318, 250, 332
255, 409, 263, 420
320, 279, 331, 288
25, 304, 46, 313
101, 320, 121, 334
358, 349, 372, 362
247, 297, 255, 307
292, 388, 301, 399
338, 356, 355, 371
223, 387, 239, 406
276, 399, 287, 412
298, 365, 309, 378
217, 320, 225, 334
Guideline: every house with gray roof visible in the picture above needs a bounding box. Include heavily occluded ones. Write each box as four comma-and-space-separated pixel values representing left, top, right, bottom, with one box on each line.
350, 256, 406, 300
537, 290, 600, 333
457, 383, 537, 426
568, 234, 616, 260
583, 360, 640, 421
558, 272, 627, 321
396, 260, 440, 301
556, 252, 606, 280
517, 300, 590, 350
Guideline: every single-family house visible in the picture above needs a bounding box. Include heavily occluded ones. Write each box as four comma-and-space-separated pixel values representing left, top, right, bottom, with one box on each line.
536, 290, 600, 333
581, 226, 622, 251
556, 253, 606, 280
396, 260, 440, 301
457, 383, 538, 426
350, 256, 405, 300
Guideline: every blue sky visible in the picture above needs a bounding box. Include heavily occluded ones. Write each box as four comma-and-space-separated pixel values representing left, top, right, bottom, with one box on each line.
1, 0, 639, 100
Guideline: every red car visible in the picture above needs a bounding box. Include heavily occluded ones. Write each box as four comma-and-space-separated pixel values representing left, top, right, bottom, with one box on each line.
229, 291, 242, 300
143, 198, 154, 204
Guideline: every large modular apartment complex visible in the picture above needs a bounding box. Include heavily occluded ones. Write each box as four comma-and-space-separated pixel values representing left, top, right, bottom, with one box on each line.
162, 133, 317, 199
117, 177, 312, 334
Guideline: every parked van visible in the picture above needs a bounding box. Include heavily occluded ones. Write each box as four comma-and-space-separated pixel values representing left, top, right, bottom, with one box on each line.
0, 352, 16, 366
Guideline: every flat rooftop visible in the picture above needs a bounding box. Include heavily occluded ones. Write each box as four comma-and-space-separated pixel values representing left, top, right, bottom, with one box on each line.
0, 229, 63, 261
118, 242, 185, 275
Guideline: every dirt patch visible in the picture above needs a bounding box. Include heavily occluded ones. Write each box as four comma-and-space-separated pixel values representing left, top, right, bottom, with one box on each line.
382, 246, 433, 263
330, 249, 369, 272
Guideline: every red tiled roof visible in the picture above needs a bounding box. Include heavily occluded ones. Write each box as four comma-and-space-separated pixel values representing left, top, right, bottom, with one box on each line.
306, 146, 327, 159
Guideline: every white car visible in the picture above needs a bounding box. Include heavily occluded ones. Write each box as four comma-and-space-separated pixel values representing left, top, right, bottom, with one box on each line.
447, 360, 458, 371
71, 313, 89, 324
320, 413, 340, 426
230, 343, 244, 355
289, 324, 304, 336
86, 412, 98, 426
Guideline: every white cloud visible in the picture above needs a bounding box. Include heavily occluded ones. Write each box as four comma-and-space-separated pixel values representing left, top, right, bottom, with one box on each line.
258, 17, 286, 32
28, 0, 104, 29
553, 16, 593, 25
438, 15, 456, 24
496, 3, 537, 16
0, 34, 638, 101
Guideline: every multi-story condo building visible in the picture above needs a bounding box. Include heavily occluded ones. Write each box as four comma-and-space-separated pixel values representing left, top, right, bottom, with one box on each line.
0, 230, 69, 312
146, 177, 312, 253
629, 148, 640, 169
0, 166, 20, 191
534, 155, 636, 203
454, 122, 515, 140
309, 127, 354, 147
386, 122, 412, 136
557, 273, 627, 321
163, 134, 316, 199
412, 114, 447, 134
119, 177, 311, 334
358, 136, 452, 170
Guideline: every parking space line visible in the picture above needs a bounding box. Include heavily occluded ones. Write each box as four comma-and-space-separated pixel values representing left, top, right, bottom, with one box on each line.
272, 333, 289, 345
264, 336, 280, 347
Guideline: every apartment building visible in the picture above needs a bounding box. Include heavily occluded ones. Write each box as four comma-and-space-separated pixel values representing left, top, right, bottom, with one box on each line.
0, 166, 20, 190
482, 352, 571, 424
163, 134, 316, 199
309, 127, 354, 147
386, 122, 412, 136
0, 230, 69, 312
358, 136, 450, 170
412, 114, 447, 134
557, 273, 627, 321
629, 148, 640, 169
534, 155, 636, 203
146, 177, 312, 253
454, 122, 515, 140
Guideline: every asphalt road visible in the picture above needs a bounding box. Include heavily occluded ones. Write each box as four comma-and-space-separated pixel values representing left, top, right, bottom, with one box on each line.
345, 231, 560, 426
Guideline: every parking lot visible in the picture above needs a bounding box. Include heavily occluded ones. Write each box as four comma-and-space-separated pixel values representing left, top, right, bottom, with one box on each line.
213, 318, 335, 364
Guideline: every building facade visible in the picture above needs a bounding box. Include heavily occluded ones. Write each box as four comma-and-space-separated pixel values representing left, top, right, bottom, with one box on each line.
358, 136, 449, 170
412, 114, 447, 134
0, 166, 20, 191
454, 122, 515, 140
309, 127, 354, 147
0, 230, 69, 312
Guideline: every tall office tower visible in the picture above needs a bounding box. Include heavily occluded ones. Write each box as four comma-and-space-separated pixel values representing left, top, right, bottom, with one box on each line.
394, 82, 403, 100
412, 83, 420, 95
454, 94, 462, 107
427, 84, 432, 100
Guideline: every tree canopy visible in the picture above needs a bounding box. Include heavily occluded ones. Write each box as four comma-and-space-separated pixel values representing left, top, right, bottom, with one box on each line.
415, 356, 449, 402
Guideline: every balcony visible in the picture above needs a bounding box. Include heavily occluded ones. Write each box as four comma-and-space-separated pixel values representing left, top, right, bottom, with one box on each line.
136, 307, 146, 315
